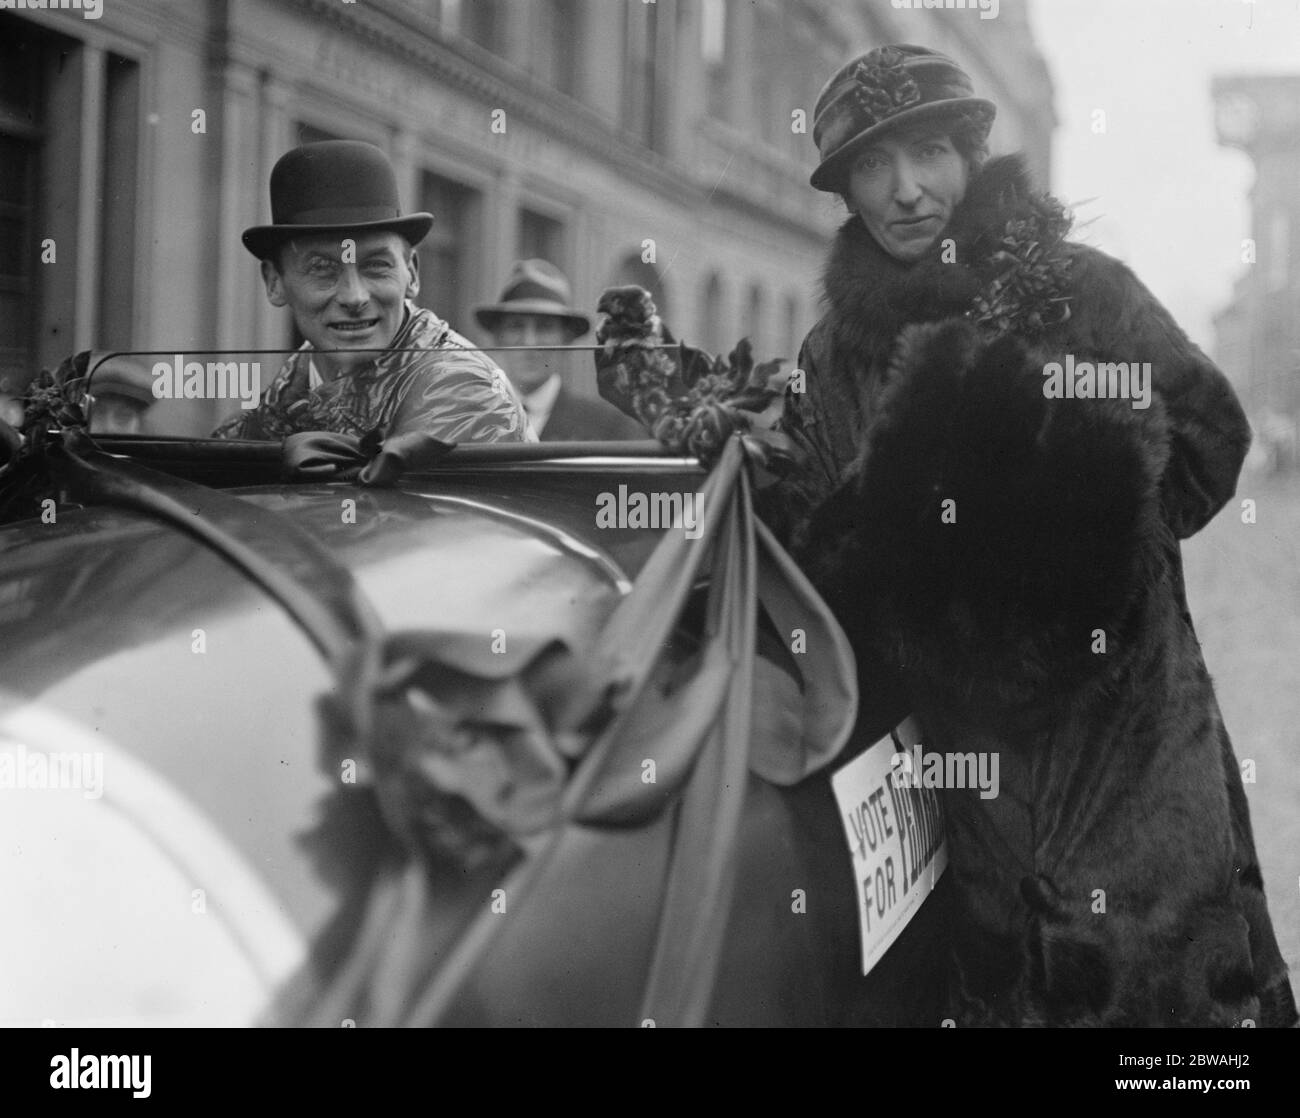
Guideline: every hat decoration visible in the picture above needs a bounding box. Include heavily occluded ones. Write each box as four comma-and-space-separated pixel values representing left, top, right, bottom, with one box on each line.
849, 48, 923, 130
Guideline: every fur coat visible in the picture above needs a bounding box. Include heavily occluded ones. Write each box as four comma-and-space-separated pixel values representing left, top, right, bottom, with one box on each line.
777, 155, 1296, 1026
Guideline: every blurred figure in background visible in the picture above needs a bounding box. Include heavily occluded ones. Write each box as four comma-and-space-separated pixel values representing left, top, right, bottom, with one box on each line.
477, 260, 644, 442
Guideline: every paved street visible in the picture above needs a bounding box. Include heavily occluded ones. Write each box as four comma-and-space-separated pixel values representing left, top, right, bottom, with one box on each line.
1182, 468, 1300, 978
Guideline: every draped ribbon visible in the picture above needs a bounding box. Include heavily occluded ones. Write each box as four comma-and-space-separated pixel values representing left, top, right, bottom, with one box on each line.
276, 434, 859, 1027
4, 420, 456, 522
282, 428, 456, 486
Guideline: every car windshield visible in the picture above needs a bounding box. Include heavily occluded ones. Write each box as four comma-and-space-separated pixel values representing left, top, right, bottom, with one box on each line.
73, 345, 627, 442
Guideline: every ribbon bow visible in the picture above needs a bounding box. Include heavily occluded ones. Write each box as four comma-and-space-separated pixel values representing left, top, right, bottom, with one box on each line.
849, 47, 922, 127
282, 428, 456, 486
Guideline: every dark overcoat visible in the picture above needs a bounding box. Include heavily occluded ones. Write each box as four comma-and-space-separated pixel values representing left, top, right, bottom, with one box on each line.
540, 384, 647, 442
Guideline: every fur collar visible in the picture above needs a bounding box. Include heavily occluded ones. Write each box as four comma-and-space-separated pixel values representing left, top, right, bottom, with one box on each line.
820, 155, 1072, 358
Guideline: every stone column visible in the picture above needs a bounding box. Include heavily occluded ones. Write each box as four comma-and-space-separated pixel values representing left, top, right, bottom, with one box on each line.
389, 126, 419, 230
254, 76, 294, 349
656, 0, 689, 161
500, 0, 532, 72
214, 58, 260, 358
669, 0, 703, 167
579, 0, 622, 127
726, 0, 755, 135
488, 168, 521, 314
74, 44, 106, 352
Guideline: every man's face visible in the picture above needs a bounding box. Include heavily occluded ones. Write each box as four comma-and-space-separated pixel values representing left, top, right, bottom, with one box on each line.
845, 130, 969, 263
491, 314, 572, 395
262, 231, 419, 378
89, 397, 146, 436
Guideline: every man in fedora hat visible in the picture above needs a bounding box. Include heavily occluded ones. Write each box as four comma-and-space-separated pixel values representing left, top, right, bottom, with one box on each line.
216, 140, 532, 443
476, 260, 643, 442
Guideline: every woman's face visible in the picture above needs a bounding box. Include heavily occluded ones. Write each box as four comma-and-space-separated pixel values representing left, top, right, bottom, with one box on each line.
845, 131, 969, 262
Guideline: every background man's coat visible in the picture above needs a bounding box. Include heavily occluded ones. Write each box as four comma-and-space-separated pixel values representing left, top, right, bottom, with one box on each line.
538, 385, 645, 442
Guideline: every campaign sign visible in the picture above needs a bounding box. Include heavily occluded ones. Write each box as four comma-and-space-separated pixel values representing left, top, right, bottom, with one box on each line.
831, 716, 947, 976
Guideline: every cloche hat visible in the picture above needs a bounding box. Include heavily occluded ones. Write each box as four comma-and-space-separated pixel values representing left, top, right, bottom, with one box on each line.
810, 44, 995, 192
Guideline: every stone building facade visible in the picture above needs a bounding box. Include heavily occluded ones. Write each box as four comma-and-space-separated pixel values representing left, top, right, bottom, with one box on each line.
1212, 73, 1300, 465
1, 0, 1054, 412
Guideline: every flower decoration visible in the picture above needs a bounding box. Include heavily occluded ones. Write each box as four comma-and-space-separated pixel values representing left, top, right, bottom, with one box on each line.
849, 47, 922, 128
0, 351, 93, 522
19, 351, 91, 435
594, 286, 798, 473
969, 194, 1074, 339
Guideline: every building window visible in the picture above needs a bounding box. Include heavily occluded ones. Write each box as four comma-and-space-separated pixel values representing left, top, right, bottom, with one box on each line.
701, 272, 725, 356
788, 30, 820, 161
297, 122, 344, 146
0, 17, 137, 392
0, 131, 37, 386
702, 0, 728, 121
746, 284, 766, 357
417, 171, 480, 333
608, 252, 669, 324
518, 208, 565, 269
784, 293, 801, 360
0, 20, 43, 395
532, 0, 578, 96
460, 0, 502, 54
622, 1, 660, 149
435, 0, 461, 33
99, 52, 139, 352
753, 6, 788, 150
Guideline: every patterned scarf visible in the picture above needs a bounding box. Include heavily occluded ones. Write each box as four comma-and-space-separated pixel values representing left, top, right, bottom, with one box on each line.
214, 303, 484, 440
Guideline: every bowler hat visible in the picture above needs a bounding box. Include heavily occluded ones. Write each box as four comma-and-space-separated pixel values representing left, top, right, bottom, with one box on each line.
474, 259, 591, 338
242, 140, 434, 260
810, 44, 995, 192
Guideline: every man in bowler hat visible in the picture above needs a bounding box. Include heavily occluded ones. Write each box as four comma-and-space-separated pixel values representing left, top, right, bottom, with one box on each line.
476, 260, 643, 442
217, 140, 532, 443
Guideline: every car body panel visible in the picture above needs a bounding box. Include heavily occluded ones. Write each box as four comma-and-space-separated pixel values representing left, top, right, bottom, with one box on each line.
1, 458, 945, 1027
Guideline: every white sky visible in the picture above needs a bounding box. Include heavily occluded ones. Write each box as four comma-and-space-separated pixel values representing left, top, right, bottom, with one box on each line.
1028, 0, 1300, 349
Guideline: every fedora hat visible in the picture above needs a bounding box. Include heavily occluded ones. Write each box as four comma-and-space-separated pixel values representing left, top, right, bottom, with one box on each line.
474, 259, 591, 338
242, 140, 434, 260
810, 44, 995, 193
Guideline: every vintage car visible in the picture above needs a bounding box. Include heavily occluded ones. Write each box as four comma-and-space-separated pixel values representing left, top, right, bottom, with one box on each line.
0, 346, 949, 1028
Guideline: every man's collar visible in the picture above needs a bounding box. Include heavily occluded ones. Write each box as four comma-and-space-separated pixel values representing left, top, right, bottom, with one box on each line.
521, 373, 562, 435
522, 372, 562, 413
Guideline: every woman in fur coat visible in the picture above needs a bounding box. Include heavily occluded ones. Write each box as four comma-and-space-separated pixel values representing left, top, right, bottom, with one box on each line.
776, 44, 1295, 1026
